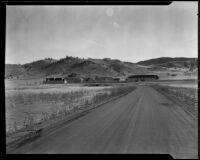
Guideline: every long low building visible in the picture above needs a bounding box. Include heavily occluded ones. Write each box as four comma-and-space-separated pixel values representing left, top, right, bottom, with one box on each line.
83, 76, 120, 83
43, 77, 67, 84
126, 75, 159, 82
43, 76, 83, 84
66, 77, 83, 83
43, 75, 158, 84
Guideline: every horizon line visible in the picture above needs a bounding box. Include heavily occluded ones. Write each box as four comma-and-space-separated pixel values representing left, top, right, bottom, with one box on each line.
5, 55, 198, 65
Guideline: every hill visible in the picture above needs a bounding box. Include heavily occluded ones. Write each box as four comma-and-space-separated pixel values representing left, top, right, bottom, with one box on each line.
5, 64, 26, 78
5, 56, 149, 79
5, 56, 198, 80
137, 57, 198, 71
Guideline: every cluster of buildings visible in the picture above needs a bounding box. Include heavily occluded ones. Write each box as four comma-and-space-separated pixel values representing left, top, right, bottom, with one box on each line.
43, 73, 159, 84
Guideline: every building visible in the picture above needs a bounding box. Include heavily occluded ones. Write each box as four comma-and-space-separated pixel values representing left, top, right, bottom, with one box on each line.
66, 77, 83, 83
94, 76, 112, 83
119, 77, 126, 82
44, 77, 67, 84
126, 75, 159, 82
83, 76, 116, 83
113, 78, 120, 82
83, 77, 95, 83
65, 73, 83, 83
93, 76, 116, 83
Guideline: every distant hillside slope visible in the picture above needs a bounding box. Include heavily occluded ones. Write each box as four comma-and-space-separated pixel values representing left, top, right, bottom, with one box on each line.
5, 56, 149, 79
137, 57, 198, 70
5, 56, 198, 79
5, 64, 26, 78
23, 58, 57, 76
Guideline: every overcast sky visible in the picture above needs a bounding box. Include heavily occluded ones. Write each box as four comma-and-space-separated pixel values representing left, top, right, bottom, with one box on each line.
6, 2, 198, 64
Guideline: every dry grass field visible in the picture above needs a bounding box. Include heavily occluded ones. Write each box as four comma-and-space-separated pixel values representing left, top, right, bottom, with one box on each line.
151, 84, 198, 119
5, 79, 136, 133
157, 79, 197, 89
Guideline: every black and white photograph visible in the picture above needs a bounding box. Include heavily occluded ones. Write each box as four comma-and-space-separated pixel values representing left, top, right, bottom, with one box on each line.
5, 2, 198, 158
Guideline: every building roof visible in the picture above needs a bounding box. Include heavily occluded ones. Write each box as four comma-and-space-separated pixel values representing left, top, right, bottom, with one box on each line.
127, 75, 158, 78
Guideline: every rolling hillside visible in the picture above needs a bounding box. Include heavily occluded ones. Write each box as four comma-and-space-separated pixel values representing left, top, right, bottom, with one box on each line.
5, 56, 197, 79
5, 56, 149, 79
137, 57, 198, 71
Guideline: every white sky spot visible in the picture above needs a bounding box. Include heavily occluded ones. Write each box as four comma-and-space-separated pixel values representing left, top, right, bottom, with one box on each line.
106, 7, 114, 17
113, 22, 120, 28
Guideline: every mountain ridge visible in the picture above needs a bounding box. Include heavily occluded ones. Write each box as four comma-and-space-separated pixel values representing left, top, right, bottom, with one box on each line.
5, 56, 197, 79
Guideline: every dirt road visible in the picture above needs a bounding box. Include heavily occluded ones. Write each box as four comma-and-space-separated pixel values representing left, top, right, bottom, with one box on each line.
13, 85, 197, 158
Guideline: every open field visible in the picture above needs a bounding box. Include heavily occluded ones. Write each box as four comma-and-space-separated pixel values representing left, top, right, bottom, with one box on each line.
5, 79, 44, 88
5, 79, 136, 133
151, 84, 198, 119
5, 79, 197, 133
5, 79, 198, 157
149, 79, 198, 88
